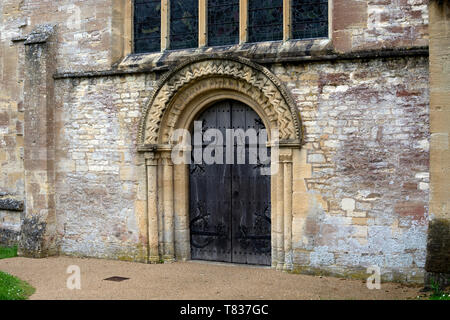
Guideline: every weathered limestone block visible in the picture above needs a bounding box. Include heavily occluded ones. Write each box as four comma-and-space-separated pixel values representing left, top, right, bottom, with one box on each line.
0, 197, 24, 211
19, 24, 58, 258
425, 0, 450, 289
0, 228, 20, 247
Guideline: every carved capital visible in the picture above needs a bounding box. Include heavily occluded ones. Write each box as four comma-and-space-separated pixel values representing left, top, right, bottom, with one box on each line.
279, 154, 293, 163
145, 152, 158, 166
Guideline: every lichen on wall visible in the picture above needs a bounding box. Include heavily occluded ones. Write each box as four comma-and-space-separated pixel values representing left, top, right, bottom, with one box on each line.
0, 0, 433, 283
271, 55, 429, 282
54, 74, 156, 262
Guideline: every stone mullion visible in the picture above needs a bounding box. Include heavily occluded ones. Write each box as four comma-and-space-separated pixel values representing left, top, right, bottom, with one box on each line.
199, 0, 207, 47
283, 0, 292, 42
161, 0, 170, 51
239, 0, 248, 44
112, 0, 133, 61
124, 0, 133, 55
146, 152, 160, 263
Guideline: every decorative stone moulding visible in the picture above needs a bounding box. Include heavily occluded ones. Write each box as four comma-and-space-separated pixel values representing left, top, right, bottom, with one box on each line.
137, 55, 302, 270
138, 55, 303, 150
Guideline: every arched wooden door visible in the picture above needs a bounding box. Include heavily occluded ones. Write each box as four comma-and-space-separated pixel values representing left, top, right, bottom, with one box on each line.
189, 99, 271, 266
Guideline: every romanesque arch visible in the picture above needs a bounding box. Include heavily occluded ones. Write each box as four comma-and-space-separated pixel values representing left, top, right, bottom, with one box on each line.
138, 56, 302, 270
138, 56, 302, 148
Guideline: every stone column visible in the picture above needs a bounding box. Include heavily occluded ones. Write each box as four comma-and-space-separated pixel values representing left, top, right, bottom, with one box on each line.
271, 164, 278, 269
276, 161, 285, 271
174, 163, 190, 261
146, 152, 160, 263
19, 24, 58, 258
282, 150, 293, 271
426, 0, 450, 288
161, 151, 175, 262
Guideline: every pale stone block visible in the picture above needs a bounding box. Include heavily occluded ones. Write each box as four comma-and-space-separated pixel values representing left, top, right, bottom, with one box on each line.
307, 153, 325, 163
353, 226, 368, 238
57, 160, 76, 172
335, 85, 349, 92
415, 172, 429, 181
347, 211, 367, 218
324, 140, 339, 148
341, 198, 356, 212
120, 166, 136, 181
418, 182, 429, 190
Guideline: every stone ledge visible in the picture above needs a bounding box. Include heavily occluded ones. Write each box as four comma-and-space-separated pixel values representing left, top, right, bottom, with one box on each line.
24, 24, 57, 45
120, 38, 333, 71
0, 198, 24, 212
53, 45, 429, 80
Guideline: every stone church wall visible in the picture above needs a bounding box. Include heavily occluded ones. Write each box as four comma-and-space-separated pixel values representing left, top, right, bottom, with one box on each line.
0, 0, 433, 282
51, 55, 429, 281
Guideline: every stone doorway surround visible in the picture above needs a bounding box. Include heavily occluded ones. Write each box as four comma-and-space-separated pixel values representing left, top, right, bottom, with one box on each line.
137, 56, 303, 270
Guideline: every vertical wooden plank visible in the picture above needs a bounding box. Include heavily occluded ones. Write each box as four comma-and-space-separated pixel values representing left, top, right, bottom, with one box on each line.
189, 101, 232, 263
231, 101, 271, 266
239, 0, 248, 44
161, 0, 170, 50
199, 0, 207, 47
283, 0, 292, 42
231, 101, 246, 264
189, 100, 271, 266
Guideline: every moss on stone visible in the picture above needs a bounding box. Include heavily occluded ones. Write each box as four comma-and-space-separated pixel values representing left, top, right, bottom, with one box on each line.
290, 264, 424, 284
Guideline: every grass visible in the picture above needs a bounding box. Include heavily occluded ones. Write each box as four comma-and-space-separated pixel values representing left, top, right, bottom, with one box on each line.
0, 271, 35, 300
0, 245, 18, 260
429, 280, 450, 300
0, 245, 35, 300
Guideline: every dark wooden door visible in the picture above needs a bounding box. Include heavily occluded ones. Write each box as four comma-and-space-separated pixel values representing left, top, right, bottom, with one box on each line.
189, 100, 271, 265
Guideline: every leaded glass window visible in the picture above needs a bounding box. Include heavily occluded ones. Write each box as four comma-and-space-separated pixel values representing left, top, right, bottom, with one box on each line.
248, 0, 283, 43
134, 0, 161, 53
208, 0, 239, 47
292, 0, 328, 39
170, 0, 199, 50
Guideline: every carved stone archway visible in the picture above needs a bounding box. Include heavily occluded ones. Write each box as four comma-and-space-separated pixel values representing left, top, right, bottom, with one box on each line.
138, 56, 302, 270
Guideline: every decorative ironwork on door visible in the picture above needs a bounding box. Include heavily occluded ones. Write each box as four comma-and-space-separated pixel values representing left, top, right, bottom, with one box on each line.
189, 100, 271, 265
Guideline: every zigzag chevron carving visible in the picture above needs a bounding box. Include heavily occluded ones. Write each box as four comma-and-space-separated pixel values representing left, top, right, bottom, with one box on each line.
138, 56, 302, 146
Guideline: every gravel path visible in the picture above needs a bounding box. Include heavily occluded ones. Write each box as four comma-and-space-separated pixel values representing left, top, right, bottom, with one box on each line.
0, 256, 421, 300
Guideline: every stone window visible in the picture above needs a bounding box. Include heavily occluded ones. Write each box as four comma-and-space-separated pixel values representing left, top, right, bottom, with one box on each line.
248, 0, 283, 43
291, 0, 328, 39
170, 0, 199, 50
134, 0, 161, 53
133, 0, 329, 53
208, 0, 240, 46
